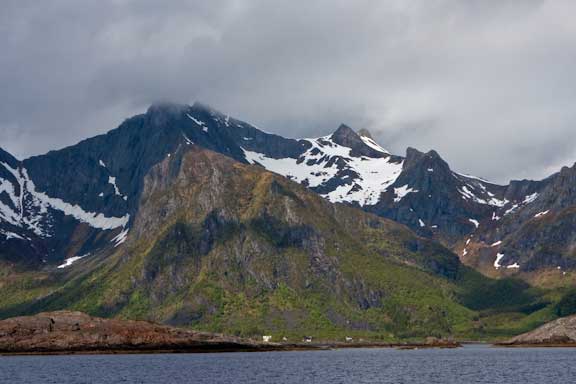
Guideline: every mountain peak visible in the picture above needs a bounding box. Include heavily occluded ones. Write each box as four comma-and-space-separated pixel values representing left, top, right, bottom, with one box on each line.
330, 124, 387, 158
403, 147, 426, 170
146, 101, 188, 115
403, 147, 447, 171
331, 123, 357, 140
191, 101, 218, 114
145, 101, 189, 127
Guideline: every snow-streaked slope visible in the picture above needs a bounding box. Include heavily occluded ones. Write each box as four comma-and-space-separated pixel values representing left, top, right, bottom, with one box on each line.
360, 135, 389, 154
57, 254, 88, 269
0, 161, 129, 237
243, 135, 403, 206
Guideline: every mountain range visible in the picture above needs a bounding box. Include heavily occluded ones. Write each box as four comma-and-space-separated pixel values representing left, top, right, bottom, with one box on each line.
1, 101, 575, 340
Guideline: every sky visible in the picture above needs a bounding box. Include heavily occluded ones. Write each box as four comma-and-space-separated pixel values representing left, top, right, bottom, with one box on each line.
2, 0, 576, 183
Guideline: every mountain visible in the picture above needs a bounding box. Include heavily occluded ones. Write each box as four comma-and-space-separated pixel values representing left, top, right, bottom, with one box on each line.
2, 101, 575, 281
457, 164, 576, 283
0, 145, 490, 339
1, 102, 305, 267
2, 101, 576, 340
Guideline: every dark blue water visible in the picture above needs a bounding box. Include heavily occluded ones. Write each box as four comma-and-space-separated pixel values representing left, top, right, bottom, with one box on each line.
0, 344, 574, 383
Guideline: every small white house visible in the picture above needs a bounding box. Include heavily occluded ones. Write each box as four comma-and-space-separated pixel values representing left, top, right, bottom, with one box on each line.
303, 336, 313, 343
345, 337, 353, 342
263, 335, 272, 342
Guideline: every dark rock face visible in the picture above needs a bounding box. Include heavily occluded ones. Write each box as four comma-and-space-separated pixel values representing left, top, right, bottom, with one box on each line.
458, 163, 576, 274
0, 147, 19, 168
0, 311, 286, 354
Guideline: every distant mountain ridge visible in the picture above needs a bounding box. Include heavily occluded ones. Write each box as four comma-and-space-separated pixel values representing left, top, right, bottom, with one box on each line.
0, 101, 575, 282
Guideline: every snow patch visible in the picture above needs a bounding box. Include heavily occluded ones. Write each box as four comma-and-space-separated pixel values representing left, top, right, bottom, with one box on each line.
36, 190, 130, 230
108, 177, 120, 196
187, 114, 208, 132
506, 262, 520, 269
106, 176, 128, 201
187, 114, 205, 126
504, 204, 519, 216
454, 172, 490, 183
523, 193, 539, 204
491, 241, 502, 247
458, 184, 508, 207
113, 228, 129, 247
469, 219, 479, 229
534, 210, 549, 218
360, 136, 389, 154
0, 229, 25, 240
494, 253, 505, 269
182, 133, 193, 145
394, 185, 419, 203
57, 254, 89, 269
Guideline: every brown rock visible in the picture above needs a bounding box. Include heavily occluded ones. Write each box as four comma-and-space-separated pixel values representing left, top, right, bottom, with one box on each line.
0, 311, 292, 354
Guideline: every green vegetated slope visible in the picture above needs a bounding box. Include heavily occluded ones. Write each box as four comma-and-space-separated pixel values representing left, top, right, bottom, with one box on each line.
0, 147, 561, 341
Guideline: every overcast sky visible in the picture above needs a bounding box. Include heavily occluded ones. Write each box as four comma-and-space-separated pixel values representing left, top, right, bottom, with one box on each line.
2, 0, 576, 183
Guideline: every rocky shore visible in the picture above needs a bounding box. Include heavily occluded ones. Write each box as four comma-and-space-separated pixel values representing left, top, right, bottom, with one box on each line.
0, 311, 313, 355
498, 314, 576, 347
0, 311, 462, 355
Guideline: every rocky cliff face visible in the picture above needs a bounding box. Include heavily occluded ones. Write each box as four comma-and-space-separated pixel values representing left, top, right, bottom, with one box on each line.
455, 164, 576, 280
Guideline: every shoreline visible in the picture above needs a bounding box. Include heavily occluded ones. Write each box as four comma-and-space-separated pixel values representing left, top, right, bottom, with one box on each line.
7, 343, 576, 356
494, 343, 576, 348
0, 341, 463, 356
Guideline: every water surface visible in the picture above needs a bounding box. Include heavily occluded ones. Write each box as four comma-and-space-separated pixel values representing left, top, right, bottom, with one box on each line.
1, 344, 574, 383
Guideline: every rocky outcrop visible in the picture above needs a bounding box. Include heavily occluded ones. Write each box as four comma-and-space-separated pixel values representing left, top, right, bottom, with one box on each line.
499, 314, 576, 346
0, 311, 294, 354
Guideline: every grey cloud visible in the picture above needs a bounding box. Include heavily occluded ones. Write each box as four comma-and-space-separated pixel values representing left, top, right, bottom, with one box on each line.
1, 0, 576, 183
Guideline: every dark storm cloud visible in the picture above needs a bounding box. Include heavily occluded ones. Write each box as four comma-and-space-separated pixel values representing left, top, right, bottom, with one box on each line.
1, 0, 576, 183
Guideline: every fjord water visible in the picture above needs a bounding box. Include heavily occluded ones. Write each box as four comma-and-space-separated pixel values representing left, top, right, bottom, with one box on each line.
1, 345, 574, 383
